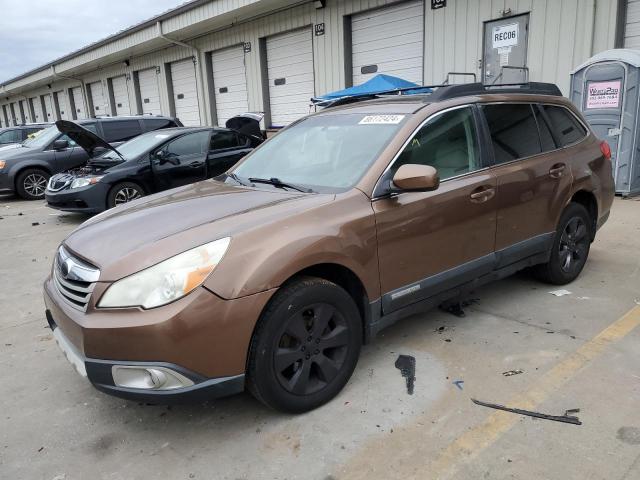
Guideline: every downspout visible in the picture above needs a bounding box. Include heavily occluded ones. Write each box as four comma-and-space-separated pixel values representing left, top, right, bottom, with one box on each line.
156, 20, 208, 125
588, 0, 597, 56
51, 65, 91, 119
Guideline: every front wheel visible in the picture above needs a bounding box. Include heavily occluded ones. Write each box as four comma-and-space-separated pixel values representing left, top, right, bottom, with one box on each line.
247, 277, 362, 413
533, 203, 592, 285
107, 182, 145, 209
15, 168, 50, 200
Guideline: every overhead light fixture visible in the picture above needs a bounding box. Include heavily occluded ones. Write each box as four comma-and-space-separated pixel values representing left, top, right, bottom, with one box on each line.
314, 0, 325, 8
47, 84, 51, 89
124, 59, 130, 67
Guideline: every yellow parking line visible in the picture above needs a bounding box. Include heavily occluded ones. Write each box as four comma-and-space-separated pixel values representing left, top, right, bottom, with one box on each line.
428, 304, 640, 479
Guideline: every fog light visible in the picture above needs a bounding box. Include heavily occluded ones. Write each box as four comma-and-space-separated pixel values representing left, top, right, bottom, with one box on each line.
112, 365, 194, 390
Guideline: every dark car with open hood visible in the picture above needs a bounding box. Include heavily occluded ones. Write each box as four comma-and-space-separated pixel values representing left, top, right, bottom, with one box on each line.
44, 82, 614, 413
0, 115, 181, 200
45, 114, 264, 213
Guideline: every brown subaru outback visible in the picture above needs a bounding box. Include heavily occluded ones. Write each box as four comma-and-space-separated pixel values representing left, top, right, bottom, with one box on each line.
44, 83, 614, 413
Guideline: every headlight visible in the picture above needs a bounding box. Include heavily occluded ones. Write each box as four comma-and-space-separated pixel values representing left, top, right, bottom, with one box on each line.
98, 237, 231, 309
70, 176, 103, 189
0, 160, 6, 170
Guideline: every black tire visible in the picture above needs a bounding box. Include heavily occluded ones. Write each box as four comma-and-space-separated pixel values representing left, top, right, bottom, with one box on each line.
247, 276, 362, 413
15, 168, 50, 200
533, 203, 592, 285
107, 182, 145, 209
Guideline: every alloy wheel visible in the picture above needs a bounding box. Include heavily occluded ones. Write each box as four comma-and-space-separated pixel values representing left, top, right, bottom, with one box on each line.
23, 173, 48, 197
113, 187, 142, 205
559, 216, 589, 273
274, 303, 350, 396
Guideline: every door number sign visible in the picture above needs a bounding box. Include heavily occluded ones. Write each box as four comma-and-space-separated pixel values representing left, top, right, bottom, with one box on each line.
492, 23, 519, 49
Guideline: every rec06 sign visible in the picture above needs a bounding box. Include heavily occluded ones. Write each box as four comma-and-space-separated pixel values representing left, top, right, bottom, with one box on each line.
492, 23, 519, 49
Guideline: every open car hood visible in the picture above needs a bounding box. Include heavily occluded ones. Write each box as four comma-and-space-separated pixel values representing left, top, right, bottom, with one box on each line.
225, 112, 264, 142
55, 120, 122, 158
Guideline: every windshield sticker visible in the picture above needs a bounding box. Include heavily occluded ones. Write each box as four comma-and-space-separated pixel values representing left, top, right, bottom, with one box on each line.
359, 115, 405, 125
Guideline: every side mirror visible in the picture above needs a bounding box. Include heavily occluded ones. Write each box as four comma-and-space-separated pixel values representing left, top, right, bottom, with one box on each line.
392, 164, 440, 192
52, 139, 69, 151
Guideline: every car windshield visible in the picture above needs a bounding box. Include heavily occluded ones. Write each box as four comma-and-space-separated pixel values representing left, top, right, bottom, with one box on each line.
22, 126, 60, 148
232, 113, 407, 192
98, 130, 176, 162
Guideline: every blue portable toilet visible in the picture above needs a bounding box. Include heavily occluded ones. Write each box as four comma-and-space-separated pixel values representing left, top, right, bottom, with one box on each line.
571, 49, 640, 197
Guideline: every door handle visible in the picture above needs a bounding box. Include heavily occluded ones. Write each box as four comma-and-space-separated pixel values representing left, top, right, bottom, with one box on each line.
470, 186, 495, 203
549, 163, 566, 179
189, 162, 204, 168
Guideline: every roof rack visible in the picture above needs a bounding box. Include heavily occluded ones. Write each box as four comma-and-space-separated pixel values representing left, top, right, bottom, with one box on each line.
427, 81, 562, 101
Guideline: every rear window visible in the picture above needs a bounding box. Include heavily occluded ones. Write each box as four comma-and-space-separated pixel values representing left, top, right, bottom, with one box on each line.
101, 120, 142, 142
539, 105, 587, 147
482, 104, 541, 163
142, 118, 178, 131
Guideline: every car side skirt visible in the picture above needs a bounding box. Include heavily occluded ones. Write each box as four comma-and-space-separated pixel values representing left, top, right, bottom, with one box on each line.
367, 232, 554, 339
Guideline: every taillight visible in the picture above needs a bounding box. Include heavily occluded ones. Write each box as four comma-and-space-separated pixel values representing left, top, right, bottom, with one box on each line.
600, 141, 611, 160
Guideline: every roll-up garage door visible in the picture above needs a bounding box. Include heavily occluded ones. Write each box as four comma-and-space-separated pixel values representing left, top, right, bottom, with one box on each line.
211, 46, 249, 126
43, 94, 54, 121
138, 68, 161, 115
31, 97, 44, 122
20, 100, 30, 123
55, 91, 70, 120
266, 28, 315, 127
111, 76, 131, 116
625, 0, 640, 47
89, 81, 107, 116
170, 58, 200, 126
351, 1, 424, 85
71, 87, 87, 119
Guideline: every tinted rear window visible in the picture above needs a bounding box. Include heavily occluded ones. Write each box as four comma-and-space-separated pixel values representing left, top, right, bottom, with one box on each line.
539, 105, 587, 147
482, 104, 541, 163
533, 106, 557, 152
211, 131, 240, 150
101, 120, 142, 142
142, 118, 177, 131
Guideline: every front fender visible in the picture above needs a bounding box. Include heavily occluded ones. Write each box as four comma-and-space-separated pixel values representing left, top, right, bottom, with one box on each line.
203, 190, 380, 301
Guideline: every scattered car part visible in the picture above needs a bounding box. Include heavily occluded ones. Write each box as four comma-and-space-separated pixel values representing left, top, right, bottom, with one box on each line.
471, 398, 582, 425
502, 369, 524, 376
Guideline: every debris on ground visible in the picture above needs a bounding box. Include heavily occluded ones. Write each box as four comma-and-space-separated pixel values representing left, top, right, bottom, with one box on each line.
439, 298, 479, 317
502, 369, 524, 376
471, 398, 582, 425
453, 380, 464, 390
394, 355, 416, 395
549, 289, 572, 297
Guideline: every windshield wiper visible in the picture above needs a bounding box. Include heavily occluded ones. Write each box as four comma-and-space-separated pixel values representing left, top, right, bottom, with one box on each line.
227, 172, 251, 187
248, 177, 314, 193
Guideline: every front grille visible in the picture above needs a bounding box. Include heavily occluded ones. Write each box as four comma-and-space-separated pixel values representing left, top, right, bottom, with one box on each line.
53, 247, 99, 311
47, 173, 73, 192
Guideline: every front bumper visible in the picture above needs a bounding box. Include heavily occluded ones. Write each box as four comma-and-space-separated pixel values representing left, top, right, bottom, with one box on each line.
0, 172, 13, 194
45, 182, 109, 213
44, 275, 275, 402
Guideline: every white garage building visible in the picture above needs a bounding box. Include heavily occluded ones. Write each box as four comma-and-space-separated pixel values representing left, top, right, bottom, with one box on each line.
0, 0, 634, 129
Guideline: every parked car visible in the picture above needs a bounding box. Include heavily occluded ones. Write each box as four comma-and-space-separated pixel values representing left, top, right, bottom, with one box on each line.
44, 83, 614, 412
0, 115, 182, 200
45, 115, 264, 213
0, 123, 50, 146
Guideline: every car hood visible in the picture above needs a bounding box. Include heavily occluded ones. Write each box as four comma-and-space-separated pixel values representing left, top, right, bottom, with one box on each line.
0, 143, 22, 151
0, 144, 32, 159
63, 179, 334, 281
55, 120, 121, 158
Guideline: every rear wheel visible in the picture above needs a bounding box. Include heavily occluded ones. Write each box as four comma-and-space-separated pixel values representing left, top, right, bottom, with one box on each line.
534, 203, 592, 285
247, 277, 362, 413
107, 182, 144, 209
16, 168, 50, 200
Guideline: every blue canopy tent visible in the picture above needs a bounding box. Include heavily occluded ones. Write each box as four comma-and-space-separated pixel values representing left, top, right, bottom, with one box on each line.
311, 74, 432, 107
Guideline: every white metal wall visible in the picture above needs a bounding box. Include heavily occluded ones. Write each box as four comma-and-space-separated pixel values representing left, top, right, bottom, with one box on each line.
43, 94, 54, 121
31, 97, 44, 122
0, 0, 622, 126
625, 0, 640, 47
20, 100, 30, 123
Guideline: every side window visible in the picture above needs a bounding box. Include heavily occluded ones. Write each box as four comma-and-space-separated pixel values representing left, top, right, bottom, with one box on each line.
101, 120, 142, 142
211, 131, 240, 150
143, 118, 177, 131
59, 134, 77, 147
391, 107, 480, 181
0, 129, 20, 143
539, 105, 587, 147
482, 104, 541, 164
160, 131, 209, 157
533, 106, 557, 152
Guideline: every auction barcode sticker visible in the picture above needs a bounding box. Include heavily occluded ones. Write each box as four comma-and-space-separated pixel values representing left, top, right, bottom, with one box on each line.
359, 115, 405, 125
